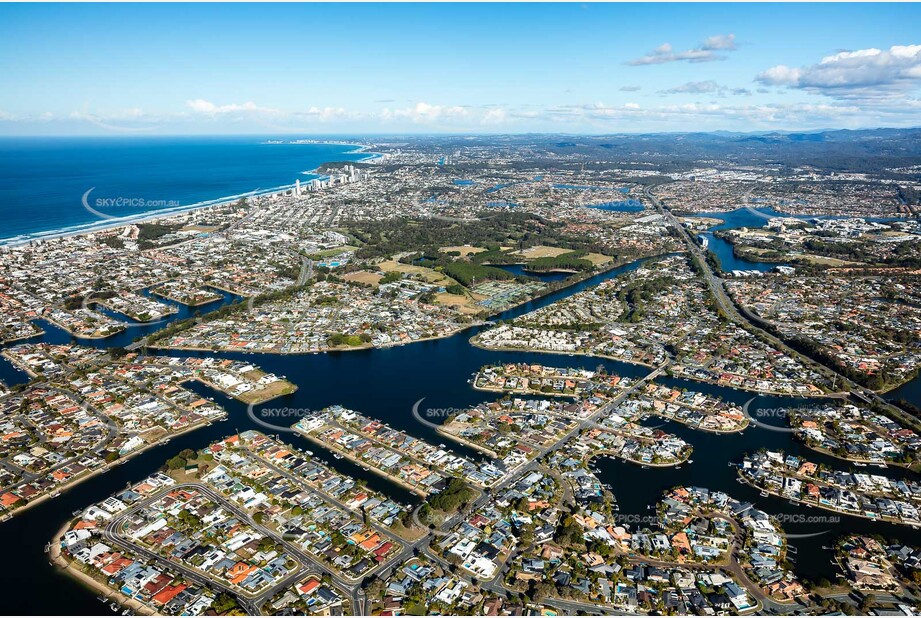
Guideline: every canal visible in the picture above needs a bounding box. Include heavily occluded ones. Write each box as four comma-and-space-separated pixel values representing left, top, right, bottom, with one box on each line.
1, 252, 920, 614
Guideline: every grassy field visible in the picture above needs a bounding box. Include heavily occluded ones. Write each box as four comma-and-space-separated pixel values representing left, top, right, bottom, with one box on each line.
243, 368, 267, 381
181, 224, 221, 233
439, 245, 488, 256
313, 245, 358, 257
379, 259, 458, 286
435, 291, 486, 315
343, 270, 384, 287
746, 247, 862, 267
238, 379, 298, 405
512, 245, 570, 259
584, 252, 614, 266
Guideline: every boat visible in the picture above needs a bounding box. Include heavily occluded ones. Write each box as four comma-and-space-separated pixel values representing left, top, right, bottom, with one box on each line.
333, 454, 343, 460
305, 450, 313, 456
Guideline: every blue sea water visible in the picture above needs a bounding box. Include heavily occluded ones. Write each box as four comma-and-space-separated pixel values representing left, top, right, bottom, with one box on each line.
0, 136, 372, 245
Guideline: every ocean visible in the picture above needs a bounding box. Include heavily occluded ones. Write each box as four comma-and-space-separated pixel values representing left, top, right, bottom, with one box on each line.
0, 136, 373, 245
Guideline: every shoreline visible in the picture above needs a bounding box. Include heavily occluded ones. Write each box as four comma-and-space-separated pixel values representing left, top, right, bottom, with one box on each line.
791, 438, 918, 472
292, 427, 429, 498
1, 413, 227, 523
588, 447, 689, 469
736, 471, 917, 527
435, 426, 501, 459
49, 521, 157, 616
0, 141, 379, 248
467, 339, 657, 368
471, 383, 581, 398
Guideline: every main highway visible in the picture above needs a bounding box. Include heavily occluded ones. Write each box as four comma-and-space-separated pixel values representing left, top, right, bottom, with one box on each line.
643, 184, 921, 434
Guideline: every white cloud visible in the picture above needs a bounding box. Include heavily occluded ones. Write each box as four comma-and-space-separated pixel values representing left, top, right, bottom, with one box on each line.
298, 106, 352, 122
186, 99, 278, 115
628, 34, 737, 65
659, 81, 753, 97
701, 34, 737, 51
539, 99, 889, 131
756, 44, 921, 99
661, 80, 723, 94
384, 102, 469, 124
481, 108, 508, 125
68, 109, 158, 133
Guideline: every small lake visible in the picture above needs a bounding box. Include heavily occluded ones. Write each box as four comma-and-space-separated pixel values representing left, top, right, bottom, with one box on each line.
492, 263, 574, 282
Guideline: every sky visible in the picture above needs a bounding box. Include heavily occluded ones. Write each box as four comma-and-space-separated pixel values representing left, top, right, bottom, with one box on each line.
2, 2, 921, 135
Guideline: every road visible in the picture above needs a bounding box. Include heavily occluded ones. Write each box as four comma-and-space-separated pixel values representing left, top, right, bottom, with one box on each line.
383, 362, 673, 615
0, 384, 118, 498
643, 185, 921, 434
103, 482, 365, 614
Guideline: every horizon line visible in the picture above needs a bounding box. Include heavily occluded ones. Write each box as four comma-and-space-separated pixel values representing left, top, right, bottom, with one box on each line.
2, 126, 920, 139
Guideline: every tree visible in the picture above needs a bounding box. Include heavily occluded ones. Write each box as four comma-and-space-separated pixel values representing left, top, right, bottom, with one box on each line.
860, 593, 877, 612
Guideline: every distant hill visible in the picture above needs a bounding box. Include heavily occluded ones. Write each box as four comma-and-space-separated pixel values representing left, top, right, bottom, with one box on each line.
384, 128, 921, 175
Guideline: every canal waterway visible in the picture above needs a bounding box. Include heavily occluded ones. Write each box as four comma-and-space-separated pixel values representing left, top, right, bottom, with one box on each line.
1, 252, 920, 614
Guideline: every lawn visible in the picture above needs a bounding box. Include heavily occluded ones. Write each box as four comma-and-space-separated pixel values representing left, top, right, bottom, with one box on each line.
439, 245, 488, 256
379, 259, 457, 286
342, 270, 384, 287
512, 245, 570, 259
